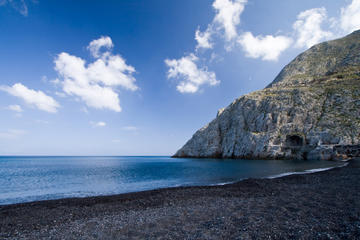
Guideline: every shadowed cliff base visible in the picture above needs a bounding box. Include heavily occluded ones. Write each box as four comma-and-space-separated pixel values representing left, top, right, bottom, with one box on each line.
174, 30, 360, 160
0, 158, 359, 239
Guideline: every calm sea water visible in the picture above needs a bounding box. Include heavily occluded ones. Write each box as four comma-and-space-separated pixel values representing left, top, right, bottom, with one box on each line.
0, 156, 344, 205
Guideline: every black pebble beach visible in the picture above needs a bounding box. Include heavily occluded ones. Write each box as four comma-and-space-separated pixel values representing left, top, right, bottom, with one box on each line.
1, 159, 360, 239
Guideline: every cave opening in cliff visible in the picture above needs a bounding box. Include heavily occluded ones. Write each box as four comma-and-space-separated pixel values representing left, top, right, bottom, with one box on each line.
286, 135, 304, 147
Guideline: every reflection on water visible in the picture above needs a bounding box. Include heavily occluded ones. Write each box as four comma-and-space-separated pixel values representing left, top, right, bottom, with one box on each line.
0, 156, 343, 205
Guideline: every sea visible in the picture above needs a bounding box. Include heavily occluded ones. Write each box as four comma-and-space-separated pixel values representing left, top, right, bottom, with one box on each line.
0, 156, 345, 205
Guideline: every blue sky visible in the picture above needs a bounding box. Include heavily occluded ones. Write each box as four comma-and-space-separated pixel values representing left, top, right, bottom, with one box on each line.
0, 0, 358, 155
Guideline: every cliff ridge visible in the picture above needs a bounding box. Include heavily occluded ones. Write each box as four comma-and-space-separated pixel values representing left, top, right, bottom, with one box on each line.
174, 31, 360, 160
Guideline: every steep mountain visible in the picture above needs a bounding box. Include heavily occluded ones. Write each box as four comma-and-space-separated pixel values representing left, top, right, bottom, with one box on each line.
173, 30, 360, 160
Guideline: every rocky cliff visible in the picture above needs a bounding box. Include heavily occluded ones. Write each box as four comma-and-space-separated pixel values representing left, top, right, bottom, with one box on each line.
173, 30, 360, 160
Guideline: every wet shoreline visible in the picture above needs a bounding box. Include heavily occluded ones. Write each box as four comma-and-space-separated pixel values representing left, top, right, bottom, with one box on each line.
1, 159, 359, 239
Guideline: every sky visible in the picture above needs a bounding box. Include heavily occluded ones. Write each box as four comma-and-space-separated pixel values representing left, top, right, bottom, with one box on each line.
0, 0, 359, 156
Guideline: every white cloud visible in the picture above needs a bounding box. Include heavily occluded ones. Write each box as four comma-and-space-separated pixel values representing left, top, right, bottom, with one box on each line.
90, 121, 106, 127
54, 36, 138, 112
0, 0, 28, 16
165, 54, 219, 93
0, 83, 60, 113
192, 0, 247, 51
291, 1, 360, 50
0, 129, 26, 139
168, 0, 360, 83
166, 0, 247, 91
293, 8, 333, 48
238, 32, 292, 61
87, 36, 114, 58
122, 126, 138, 131
213, 0, 247, 41
7, 104, 23, 112
195, 27, 213, 49
209, 52, 224, 63
340, 0, 360, 33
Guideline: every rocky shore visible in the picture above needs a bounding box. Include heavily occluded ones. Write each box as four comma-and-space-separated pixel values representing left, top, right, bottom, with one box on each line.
1, 159, 359, 239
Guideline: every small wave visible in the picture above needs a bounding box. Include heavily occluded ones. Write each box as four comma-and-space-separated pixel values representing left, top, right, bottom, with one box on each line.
267, 162, 349, 179
211, 181, 237, 186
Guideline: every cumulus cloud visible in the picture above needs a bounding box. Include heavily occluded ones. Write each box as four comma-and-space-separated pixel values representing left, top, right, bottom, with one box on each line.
193, 0, 246, 51
238, 32, 292, 61
0, 83, 59, 113
90, 121, 106, 127
192, 0, 292, 61
340, 0, 360, 33
7, 104, 23, 112
166, 0, 247, 93
213, 0, 247, 41
195, 27, 213, 49
291, 1, 360, 49
87, 36, 114, 58
293, 8, 333, 48
168, 0, 360, 88
165, 54, 219, 93
54, 36, 138, 112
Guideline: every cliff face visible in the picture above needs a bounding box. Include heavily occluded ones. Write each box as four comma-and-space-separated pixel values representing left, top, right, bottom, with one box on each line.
174, 31, 360, 160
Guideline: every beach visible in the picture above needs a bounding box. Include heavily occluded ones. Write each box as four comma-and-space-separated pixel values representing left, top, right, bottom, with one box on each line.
1, 159, 359, 239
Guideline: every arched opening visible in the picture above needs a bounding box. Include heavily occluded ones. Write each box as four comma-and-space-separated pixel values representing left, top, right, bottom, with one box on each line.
285, 135, 304, 147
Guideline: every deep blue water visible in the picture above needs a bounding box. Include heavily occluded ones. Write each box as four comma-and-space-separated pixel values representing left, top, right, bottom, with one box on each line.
0, 156, 344, 205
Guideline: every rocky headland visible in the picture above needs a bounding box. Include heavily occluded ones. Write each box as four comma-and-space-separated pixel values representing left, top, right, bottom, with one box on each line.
174, 31, 360, 160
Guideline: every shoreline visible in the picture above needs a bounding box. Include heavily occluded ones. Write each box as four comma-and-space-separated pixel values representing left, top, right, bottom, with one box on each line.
1, 158, 359, 239
265, 161, 349, 179
0, 160, 348, 207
